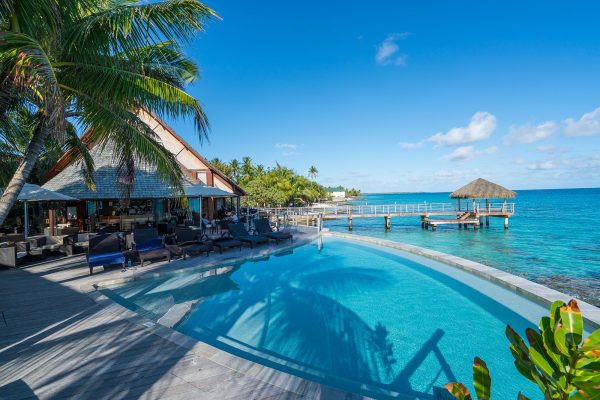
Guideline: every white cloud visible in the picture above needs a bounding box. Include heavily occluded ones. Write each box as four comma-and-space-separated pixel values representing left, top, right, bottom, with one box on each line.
503, 121, 557, 145
428, 112, 497, 146
443, 145, 498, 162
399, 141, 423, 149
375, 33, 410, 66
274, 143, 298, 149
527, 161, 555, 170
565, 107, 600, 137
536, 145, 568, 154
433, 168, 481, 180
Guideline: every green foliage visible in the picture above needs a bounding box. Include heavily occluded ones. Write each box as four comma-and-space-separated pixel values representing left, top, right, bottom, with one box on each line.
0, 0, 216, 223
326, 185, 362, 197
444, 299, 600, 400
211, 157, 331, 207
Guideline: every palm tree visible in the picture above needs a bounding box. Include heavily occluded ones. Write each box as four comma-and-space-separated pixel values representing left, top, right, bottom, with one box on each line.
308, 165, 318, 180
241, 156, 254, 181
0, 0, 216, 225
229, 159, 240, 182
0, 106, 94, 187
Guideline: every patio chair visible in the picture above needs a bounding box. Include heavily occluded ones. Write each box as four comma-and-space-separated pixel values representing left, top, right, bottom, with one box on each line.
254, 219, 293, 244
28, 235, 68, 255
0, 242, 28, 268
87, 233, 125, 275
227, 223, 269, 249
127, 228, 170, 267
165, 228, 212, 259
64, 233, 94, 255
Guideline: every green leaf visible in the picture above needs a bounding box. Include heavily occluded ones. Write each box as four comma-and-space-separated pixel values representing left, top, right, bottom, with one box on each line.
554, 326, 571, 356
539, 316, 565, 372
526, 328, 561, 385
444, 383, 473, 400
517, 393, 530, 400
580, 329, 600, 352
549, 300, 566, 328
559, 300, 584, 346
472, 357, 491, 400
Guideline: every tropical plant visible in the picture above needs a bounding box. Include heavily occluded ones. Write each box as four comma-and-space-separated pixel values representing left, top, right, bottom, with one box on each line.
308, 165, 318, 180
0, 0, 216, 225
0, 105, 94, 187
444, 299, 600, 400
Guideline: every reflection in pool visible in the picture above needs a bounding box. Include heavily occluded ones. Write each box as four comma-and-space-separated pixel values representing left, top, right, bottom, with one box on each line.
102, 237, 546, 399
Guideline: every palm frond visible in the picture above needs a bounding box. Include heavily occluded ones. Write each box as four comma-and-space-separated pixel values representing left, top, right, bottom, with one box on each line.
64, 0, 218, 56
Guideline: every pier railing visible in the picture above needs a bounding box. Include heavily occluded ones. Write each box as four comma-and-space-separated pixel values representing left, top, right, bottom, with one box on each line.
257, 202, 514, 219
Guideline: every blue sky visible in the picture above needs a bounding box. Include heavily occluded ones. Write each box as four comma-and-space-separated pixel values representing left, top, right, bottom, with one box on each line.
167, 0, 600, 192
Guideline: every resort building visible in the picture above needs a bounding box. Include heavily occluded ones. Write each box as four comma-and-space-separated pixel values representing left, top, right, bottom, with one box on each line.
40, 111, 245, 234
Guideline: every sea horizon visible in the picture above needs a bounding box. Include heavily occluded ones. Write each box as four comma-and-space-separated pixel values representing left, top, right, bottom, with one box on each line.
359, 186, 600, 196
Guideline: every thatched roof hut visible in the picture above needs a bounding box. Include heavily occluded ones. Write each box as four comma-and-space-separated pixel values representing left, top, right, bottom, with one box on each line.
450, 178, 516, 199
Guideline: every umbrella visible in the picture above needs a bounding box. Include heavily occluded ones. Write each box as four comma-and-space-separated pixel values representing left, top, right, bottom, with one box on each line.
1, 183, 78, 237
182, 182, 236, 198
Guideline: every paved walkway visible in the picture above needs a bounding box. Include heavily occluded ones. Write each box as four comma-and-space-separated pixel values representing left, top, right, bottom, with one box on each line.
0, 233, 367, 400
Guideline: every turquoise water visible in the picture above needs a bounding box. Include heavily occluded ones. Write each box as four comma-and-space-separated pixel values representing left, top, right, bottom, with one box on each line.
103, 238, 551, 399
328, 188, 600, 306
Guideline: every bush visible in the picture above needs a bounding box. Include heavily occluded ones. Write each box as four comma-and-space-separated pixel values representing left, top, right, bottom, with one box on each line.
444, 299, 600, 400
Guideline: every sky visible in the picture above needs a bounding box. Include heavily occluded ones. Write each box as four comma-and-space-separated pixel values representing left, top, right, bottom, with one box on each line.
167, 0, 600, 193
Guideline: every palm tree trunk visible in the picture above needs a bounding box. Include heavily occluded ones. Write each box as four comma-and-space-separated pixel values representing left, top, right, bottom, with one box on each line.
0, 122, 50, 226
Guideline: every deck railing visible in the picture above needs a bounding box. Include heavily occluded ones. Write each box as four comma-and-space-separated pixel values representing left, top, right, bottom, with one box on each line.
257, 202, 514, 218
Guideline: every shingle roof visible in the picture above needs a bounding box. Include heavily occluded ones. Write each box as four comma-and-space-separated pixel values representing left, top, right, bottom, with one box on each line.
42, 141, 228, 199
450, 178, 517, 199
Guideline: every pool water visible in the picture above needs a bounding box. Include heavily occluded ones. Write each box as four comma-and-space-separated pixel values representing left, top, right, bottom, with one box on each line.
102, 237, 548, 399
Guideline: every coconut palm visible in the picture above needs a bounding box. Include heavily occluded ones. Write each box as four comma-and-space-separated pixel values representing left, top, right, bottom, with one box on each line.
0, 0, 216, 225
308, 165, 318, 180
229, 159, 240, 182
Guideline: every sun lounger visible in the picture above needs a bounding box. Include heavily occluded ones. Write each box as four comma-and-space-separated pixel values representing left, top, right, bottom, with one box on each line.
227, 223, 269, 249
253, 219, 293, 244
211, 237, 244, 254
165, 228, 212, 259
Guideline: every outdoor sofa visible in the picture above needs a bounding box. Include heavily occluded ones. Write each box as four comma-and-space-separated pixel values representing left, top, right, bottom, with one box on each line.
87, 233, 125, 275
0, 241, 28, 268
125, 228, 170, 267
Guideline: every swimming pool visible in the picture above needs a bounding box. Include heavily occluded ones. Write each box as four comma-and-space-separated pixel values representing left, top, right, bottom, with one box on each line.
100, 237, 550, 399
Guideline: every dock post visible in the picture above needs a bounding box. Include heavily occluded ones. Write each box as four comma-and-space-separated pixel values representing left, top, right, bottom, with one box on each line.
479, 216, 484, 225
504, 217, 509, 229
486, 216, 490, 226
384, 216, 391, 230
348, 216, 353, 231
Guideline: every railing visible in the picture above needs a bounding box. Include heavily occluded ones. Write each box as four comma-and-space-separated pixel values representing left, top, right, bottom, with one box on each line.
257, 202, 514, 218
244, 208, 323, 231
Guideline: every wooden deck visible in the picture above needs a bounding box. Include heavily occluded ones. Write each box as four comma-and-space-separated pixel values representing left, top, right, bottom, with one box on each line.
0, 233, 369, 400
259, 202, 515, 231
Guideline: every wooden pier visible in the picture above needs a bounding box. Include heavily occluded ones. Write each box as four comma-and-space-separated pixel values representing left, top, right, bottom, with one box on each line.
258, 201, 515, 231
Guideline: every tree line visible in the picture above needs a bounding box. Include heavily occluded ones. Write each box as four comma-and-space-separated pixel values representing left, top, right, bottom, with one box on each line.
210, 158, 360, 207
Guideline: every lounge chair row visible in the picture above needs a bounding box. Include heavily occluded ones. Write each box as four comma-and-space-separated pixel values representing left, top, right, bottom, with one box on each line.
86, 221, 293, 275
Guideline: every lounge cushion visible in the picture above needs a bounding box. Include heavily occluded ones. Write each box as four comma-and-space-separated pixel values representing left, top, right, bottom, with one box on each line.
88, 252, 125, 268
136, 238, 163, 252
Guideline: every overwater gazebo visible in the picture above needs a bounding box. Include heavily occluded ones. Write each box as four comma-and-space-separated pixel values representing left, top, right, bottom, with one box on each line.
450, 178, 516, 228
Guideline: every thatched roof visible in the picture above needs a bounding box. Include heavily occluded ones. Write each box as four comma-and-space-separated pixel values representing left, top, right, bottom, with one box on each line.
450, 178, 516, 199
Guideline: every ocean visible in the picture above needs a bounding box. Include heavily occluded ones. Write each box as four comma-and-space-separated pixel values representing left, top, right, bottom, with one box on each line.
326, 188, 600, 306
